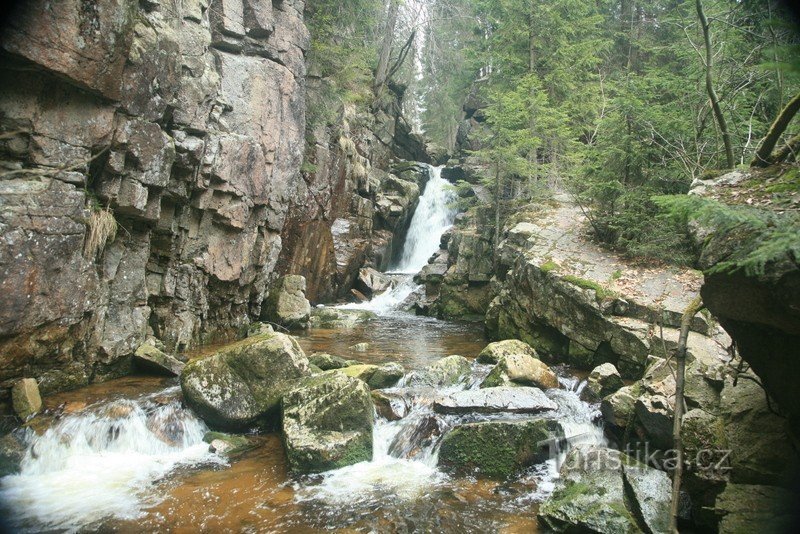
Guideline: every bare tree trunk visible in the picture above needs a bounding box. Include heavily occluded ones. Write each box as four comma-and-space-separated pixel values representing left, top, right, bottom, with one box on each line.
696, 0, 735, 170
751, 92, 800, 167
670, 295, 704, 533
375, 0, 399, 91
494, 163, 502, 263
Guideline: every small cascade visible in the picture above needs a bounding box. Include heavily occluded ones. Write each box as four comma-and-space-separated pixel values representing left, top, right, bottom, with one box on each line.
0, 388, 219, 531
342, 165, 457, 315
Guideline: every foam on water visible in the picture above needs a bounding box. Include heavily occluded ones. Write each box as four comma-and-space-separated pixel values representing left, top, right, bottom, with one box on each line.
0, 388, 220, 531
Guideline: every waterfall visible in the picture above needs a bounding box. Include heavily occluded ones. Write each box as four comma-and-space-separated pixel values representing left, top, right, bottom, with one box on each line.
394, 165, 457, 274
0, 388, 220, 531
340, 165, 456, 314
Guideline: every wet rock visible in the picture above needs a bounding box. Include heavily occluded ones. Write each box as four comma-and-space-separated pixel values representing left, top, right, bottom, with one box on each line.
368, 362, 405, 389
309, 308, 377, 329
281, 372, 374, 474
355, 267, 393, 298
403, 355, 472, 388
133, 342, 185, 376
339, 364, 379, 382
12, 378, 42, 420
388, 414, 443, 459
262, 275, 311, 329
480, 353, 560, 390
349, 342, 369, 353
438, 419, 560, 479
247, 322, 275, 337
433, 387, 558, 415
371, 390, 410, 421
309, 352, 350, 371
634, 394, 675, 450
601, 384, 640, 431
538, 445, 670, 533
203, 431, 255, 458
477, 339, 539, 365
180, 333, 310, 430
0, 432, 27, 476
583, 363, 624, 401
102, 403, 135, 419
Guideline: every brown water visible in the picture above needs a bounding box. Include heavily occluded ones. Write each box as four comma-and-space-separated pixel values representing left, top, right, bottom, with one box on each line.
3, 314, 591, 532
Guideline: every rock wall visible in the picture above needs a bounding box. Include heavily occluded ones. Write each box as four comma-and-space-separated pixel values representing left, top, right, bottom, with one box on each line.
0, 0, 309, 399
278, 78, 430, 302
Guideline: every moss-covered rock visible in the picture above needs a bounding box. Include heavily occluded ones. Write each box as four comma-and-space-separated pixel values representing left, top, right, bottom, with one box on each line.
281, 372, 374, 473
262, 275, 312, 328
476, 339, 539, 364
480, 353, 559, 390
368, 362, 405, 389
539, 446, 669, 534
11, 378, 42, 420
180, 333, 310, 431
403, 355, 472, 388
309, 352, 349, 370
438, 419, 561, 479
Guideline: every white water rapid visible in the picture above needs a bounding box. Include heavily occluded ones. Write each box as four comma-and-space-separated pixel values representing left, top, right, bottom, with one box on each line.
0, 388, 221, 531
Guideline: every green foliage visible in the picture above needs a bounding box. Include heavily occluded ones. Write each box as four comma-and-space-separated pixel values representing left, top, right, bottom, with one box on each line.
561, 275, 616, 301
654, 194, 800, 276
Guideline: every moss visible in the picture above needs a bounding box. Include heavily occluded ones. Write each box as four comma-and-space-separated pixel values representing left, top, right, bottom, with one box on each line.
562, 275, 616, 300
540, 260, 560, 273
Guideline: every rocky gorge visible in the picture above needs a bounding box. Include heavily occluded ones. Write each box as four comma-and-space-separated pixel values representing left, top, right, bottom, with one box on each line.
0, 1, 798, 533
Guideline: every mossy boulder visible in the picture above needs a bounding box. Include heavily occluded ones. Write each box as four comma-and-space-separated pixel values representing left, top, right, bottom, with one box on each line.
309, 352, 349, 370
262, 275, 311, 328
477, 339, 539, 364
438, 419, 561, 479
180, 333, 310, 431
538, 446, 670, 534
309, 308, 377, 329
480, 353, 559, 390
281, 372, 374, 474
600, 383, 641, 430
368, 362, 405, 389
11, 378, 42, 420
403, 355, 472, 388
339, 364, 379, 382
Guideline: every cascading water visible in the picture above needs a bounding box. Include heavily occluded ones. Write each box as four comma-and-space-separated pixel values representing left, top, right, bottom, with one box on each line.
340, 165, 457, 314
0, 388, 220, 531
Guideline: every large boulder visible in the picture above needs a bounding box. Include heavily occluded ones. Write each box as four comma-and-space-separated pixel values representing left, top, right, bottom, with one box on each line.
438, 419, 561, 479
538, 446, 671, 533
481, 353, 560, 390
262, 275, 311, 328
600, 383, 640, 435
403, 355, 472, 388
433, 387, 557, 415
309, 308, 377, 329
203, 431, 256, 458
477, 339, 539, 364
714, 483, 797, 533
180, 333, 310, 430
133, 342, 185, 376
583, 363, 624, 401
281, 372, 374, 473
338, 362, 405, 389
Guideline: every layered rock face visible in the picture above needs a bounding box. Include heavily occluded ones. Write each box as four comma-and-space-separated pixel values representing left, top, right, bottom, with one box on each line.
0, 0, 309, 399
278, 83, 430, 302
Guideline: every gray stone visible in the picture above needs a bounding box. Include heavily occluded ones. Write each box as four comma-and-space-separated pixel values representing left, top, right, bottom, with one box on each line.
476, 339, 539, 364
584, 363, 624, 401
133, 342, 185, 376
262, 275, 311, 328
309, 308, 377, 329
433, 387, 557, 415
180, 333, 310, 430
480, 353, 560, 390
281, 372, 374, 473
403, 355, 472, 388
309, 352, 349, 371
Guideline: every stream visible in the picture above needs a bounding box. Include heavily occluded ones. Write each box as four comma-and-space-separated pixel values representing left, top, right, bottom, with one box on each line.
0, 166, 606, 533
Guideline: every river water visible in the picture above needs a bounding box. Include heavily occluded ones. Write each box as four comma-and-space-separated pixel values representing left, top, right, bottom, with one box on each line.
0, 166, 605, 532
